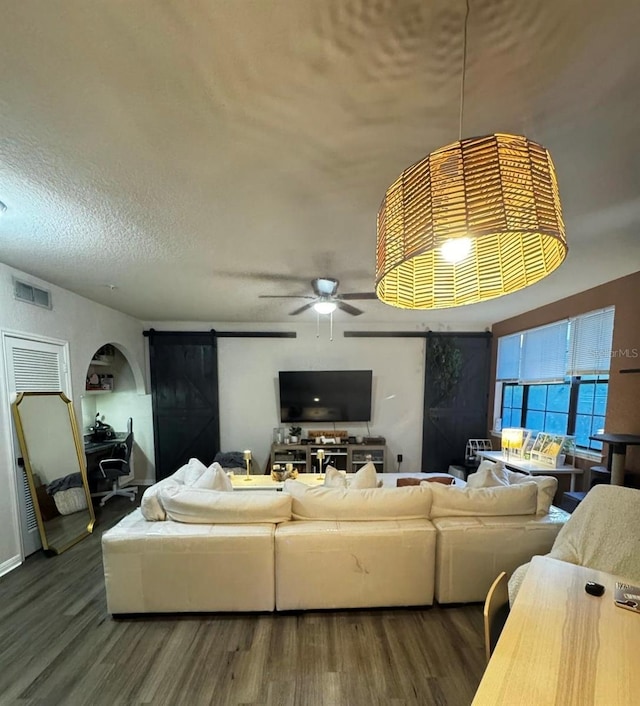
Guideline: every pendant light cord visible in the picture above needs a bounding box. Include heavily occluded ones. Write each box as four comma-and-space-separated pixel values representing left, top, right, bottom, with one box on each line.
458, 0, 470, 141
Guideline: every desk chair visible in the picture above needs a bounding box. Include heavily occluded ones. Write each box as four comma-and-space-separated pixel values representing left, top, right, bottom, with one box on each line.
98, 432, 136, 506
483, 571, 509, 663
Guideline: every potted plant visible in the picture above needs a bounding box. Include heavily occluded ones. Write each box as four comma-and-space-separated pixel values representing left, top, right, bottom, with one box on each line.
289, 426, 302, 444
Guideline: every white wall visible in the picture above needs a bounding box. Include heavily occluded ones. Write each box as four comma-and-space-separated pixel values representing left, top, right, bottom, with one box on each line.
145, 319, 485, 475
0, 262, 151, 575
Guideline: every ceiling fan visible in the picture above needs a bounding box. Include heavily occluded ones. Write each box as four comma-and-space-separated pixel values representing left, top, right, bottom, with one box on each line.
259, 277, 377, 316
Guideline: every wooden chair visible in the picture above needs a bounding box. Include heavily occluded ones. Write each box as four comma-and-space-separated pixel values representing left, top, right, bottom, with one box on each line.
483, 571, 510, 662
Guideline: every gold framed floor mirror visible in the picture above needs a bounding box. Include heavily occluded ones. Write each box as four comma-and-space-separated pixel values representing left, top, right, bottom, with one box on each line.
12, 391, 95, 555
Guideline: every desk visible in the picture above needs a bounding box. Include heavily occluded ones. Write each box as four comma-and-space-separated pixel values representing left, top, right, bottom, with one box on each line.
590, 433, 640, 486
472, 556, 640, 705
477, 450, 583, 492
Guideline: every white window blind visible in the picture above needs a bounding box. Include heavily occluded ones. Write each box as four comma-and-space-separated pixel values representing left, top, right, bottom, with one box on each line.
496, 334, 521, 381
520, 321, 569, 383
567, 307, 615, 376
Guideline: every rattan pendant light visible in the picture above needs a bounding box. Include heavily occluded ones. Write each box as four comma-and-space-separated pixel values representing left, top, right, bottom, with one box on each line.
375, 5, 567, 310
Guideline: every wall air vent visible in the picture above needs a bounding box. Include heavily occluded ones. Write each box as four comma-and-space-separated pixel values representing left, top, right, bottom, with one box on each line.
13, 278, 52, 310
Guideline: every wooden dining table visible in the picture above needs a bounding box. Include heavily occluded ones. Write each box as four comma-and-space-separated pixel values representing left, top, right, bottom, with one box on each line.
472, 555, 640, 705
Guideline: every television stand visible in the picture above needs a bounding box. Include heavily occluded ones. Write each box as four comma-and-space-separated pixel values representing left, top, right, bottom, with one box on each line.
270, 442, 387, 474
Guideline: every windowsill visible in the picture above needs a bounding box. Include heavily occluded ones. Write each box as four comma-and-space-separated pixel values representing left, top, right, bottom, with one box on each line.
573, 449, 603, 463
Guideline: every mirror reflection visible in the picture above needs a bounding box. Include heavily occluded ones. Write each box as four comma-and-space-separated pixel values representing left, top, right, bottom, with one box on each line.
12, 392, 95, 555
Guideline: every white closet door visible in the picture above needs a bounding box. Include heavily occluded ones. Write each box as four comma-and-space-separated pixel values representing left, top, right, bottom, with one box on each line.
4, 335, 71, 557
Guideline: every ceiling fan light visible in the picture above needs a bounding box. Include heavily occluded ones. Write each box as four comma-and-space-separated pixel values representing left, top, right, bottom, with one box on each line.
313, 301, 337, 315
375, 133, 567, 310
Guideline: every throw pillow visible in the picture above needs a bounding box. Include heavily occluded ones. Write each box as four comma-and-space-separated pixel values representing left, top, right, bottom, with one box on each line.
192, 462, 233, 491
466, 461, 557, 514
323, 466, 348, 488
466, 460, 509, 488
348, 461, 378, 489
182, 458, 209, 486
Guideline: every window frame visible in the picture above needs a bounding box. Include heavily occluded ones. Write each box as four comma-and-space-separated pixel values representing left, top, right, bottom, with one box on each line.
500, 377, 607, 452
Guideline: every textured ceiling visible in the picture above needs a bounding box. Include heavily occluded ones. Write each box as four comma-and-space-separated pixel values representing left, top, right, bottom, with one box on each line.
1, 0, 639, 326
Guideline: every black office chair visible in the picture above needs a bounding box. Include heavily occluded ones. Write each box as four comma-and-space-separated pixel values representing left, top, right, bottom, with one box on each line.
98, 432, 136, 506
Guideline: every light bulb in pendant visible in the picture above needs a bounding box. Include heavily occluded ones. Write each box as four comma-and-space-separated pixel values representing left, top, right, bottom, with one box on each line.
440, 237, 472, 264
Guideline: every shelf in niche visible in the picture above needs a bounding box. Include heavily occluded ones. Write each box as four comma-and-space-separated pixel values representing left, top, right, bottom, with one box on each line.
89, 358, 113, 367
84, 389, 113, 395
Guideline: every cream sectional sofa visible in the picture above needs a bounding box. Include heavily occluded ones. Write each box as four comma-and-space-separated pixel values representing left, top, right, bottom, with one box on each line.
101, 462, 570, 614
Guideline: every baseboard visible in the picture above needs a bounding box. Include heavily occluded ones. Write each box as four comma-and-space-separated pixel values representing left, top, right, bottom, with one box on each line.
0, 554, 23, 578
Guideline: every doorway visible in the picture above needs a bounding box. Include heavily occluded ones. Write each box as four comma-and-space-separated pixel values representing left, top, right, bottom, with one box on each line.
422, 332, 492, 473
148, 331, 220, 481
3, 333, 71, 557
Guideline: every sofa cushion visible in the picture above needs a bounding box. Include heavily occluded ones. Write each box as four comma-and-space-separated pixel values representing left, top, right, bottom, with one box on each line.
192, 462, 233, 491
429, 482, 538, 518
283, 480, 432, 520
323, 466, 347, 488
508, 472, 557, 515
160, 487, 292, 524
348, 462, 378, 489
467, 461, 557, 514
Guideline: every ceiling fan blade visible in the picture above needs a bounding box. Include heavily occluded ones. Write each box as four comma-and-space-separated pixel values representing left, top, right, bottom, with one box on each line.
259, 295, 315, 300
336, 301, 364, 316
212, 271, 314, 284
338, 292, 378, 300
289, 302, 315, 316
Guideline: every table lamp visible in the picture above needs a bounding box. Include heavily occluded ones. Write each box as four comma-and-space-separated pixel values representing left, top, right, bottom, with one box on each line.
316, 448, 325, 474
243, 449, 252, 480
501, 428, 522, 459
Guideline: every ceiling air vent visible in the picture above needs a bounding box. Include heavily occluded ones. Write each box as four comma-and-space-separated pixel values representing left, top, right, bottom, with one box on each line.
13, 278, 52, 310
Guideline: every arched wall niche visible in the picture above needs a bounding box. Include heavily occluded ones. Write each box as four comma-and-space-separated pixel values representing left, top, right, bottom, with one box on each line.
81, 341, 148, 438
83, 341, 145, 395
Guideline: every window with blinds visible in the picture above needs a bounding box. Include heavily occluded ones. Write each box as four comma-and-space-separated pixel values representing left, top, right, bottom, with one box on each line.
520, 321, 569, 383
568, 307, 616, 376
496, 334, 520, 381
495, 307, 615, 451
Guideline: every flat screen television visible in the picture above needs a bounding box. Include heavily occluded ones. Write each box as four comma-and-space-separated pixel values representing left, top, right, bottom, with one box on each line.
279, 370, 372, 423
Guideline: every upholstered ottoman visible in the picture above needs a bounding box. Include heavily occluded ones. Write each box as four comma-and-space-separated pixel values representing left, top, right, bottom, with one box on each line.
102, 509, 276, 613
433, 506, 569, 603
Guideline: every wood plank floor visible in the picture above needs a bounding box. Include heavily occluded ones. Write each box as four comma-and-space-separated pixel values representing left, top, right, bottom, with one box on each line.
0, 497, 486, 706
